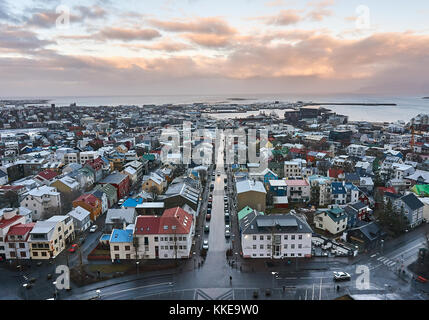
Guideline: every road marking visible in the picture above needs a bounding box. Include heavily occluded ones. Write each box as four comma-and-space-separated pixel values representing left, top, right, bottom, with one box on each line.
378, 257, 386, 262
387, 261, 396, 267
370, 254, 378, 258
100, 282, 172, 297
391, 241, 426, 260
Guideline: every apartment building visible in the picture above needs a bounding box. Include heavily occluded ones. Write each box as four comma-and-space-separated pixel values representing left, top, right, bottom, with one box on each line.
314, 207, 348, 235
5, 222, 36, 260
241, 214, 313, 259
0, 209, 27, 260
20, 186, 61, 221
284, 179, 310, 203
28, 215, 75, 259
284, 160, 306, 178
133, 207, 194, 260
110, 228, 135, 261
346, 144, 369, 158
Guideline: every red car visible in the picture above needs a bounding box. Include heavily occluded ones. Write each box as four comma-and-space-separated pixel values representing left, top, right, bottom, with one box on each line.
206, 214, 211, 221
68, 244, 78, 253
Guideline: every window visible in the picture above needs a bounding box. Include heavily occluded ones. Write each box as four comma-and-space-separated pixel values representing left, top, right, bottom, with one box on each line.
20, 252, 26, 258
260, 235, 264, 240
125, 246, 131, 251
267, 236, 271, 241
33, 252, 38, 256
298, 244, 302, 249
291, 253, 295, 257
126, 254, 131, 259
284, 235, 288, 240
114, 246, 119, 251
19, 243, 25, 249
115, 254, 120, 259
9, 243, 15, 248
10, 252, 16, 258
284, 244, 288, 249
32, 244, 37, 249
291, 244, 295, 249
253, 236, 257, 241
170, 246, 173, 250
253, 245, 256, 249
291, 235, 295, 240
260, 245, 264, 249
155, 237, 159, 242
298, 235, 302, 240
41, 252, 47, 257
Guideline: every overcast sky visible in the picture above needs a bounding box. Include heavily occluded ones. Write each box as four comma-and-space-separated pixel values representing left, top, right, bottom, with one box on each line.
1, 0, 428, 97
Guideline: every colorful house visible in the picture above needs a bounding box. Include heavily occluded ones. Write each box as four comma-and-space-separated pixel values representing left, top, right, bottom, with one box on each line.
73, 193, 102, 221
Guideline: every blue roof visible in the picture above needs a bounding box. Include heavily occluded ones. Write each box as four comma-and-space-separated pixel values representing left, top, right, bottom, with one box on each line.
110, 229, 133, 243
344, 183, 359, 191
122, 197, 144, 208
331, 182, 346, 195
100, 234, 111, 241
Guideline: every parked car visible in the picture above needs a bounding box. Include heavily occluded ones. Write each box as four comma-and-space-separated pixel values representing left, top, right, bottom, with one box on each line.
217, 171, 221, 176
204, 224, 210, 233
68, 244, 78, 253
333, 272, 351, 282
206, 214, 211, 221
89, 225, 98, 233
202, 240, 209, 250
225, 228, 231, 238
118, 199, 125, 206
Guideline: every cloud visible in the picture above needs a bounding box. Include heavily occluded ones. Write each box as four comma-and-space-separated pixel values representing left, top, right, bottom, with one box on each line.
149, 17, 236, 35
98, 27, 161, 41
0, 24, 54, 53
26, 5, 107, 28
257, 10, 303, 26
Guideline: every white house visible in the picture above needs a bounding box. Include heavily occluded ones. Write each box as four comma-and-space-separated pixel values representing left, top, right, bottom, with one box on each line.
0, 209, 27, 260
67, 206, 91, 233
241, 214, 313, 259
133, 207, 194, 260
314, 207, 348, 235
20, 186, 62, 221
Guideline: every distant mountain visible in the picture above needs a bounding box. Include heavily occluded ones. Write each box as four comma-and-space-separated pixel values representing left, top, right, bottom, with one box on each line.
423, 97, 429, 99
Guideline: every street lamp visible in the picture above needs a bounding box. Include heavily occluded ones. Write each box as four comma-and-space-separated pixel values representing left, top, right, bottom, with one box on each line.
22, 284, 28, 300
96, 289, 101, 299
136, 261, 140, 276
271, 272, 278, 289
52, 281, 57, 300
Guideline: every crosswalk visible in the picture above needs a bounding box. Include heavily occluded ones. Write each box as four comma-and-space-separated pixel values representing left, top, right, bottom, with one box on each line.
376, 256, 400, 268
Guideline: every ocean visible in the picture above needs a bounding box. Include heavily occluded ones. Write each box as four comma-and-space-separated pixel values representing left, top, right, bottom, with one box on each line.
2, 93, 428, 123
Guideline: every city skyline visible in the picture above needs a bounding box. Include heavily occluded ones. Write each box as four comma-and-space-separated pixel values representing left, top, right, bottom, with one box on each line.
1, 0, 429, 96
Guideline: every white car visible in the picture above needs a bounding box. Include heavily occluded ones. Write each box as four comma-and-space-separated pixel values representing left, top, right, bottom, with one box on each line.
202, 240, 209, 250
333, 272, 351, 282
89, 225, 98, 233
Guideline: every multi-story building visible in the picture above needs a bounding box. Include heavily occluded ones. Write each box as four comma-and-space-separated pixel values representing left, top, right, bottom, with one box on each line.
314, 207, 348, 235
109, 228, 134, 261
133, 207, 194, 260
236, 179, 267, 212
346, 144, 369, 158
284, 160, 306, 178
241, 214, 313, 259
20, 186, 61, 221
308, 175, 331, 207
284, 179, 310, 203
4, 222, 36, 260
0, 209, 27, 260
28, 215, 75, 259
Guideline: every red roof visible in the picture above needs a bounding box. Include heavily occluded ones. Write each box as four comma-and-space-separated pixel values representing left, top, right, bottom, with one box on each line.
74, 194, 100, 208
0, 214, 24, 230
377, 187, 397, 194
6, 223, 36, 241
134, 215, 161, 235
284, 179, 309, 187
0, 185, 25, 192
290, 148, 305, 154
134, 207, 193, 235
36, 169, 59, 181
85, 157, 103, 171
328, 168, 344, 178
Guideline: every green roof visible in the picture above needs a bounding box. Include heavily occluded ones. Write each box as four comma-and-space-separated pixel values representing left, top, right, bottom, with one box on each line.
142, 154, 155, 161
238, 206, 254, 221
411, 184, 429, 197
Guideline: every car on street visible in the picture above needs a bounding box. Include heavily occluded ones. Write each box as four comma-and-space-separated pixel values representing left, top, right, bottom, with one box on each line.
204, 224, 210, 233
224, 195, 228, 200
333, 272, 351, 282
89, 225, 98, 233
68, 244, 78, 253
202, 240, 209, 250
118, 199, 125, 206
225, 223, 230, 229
225, 229, 231, 238
224, 178, 227, 183
206, 214, 211, 221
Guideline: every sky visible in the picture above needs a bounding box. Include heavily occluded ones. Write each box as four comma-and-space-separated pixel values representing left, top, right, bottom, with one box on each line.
0, 0, 429, 97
